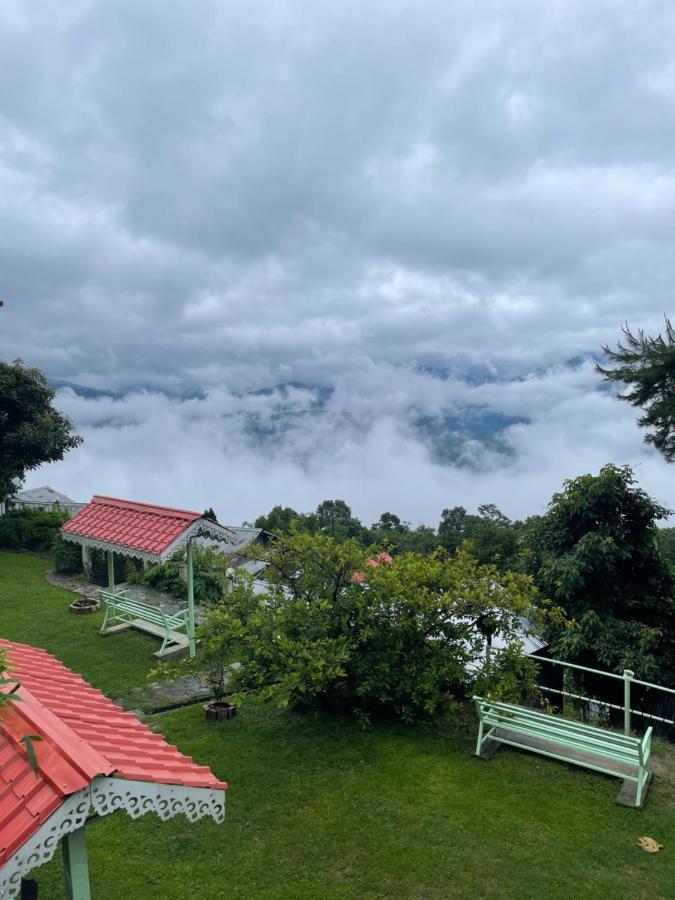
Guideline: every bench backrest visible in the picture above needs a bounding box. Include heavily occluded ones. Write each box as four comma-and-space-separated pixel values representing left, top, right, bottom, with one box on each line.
474, 696, 645, 765
98, 591, 187, 628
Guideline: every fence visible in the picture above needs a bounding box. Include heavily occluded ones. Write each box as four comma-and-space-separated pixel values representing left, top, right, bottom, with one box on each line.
534, 655, 675, 737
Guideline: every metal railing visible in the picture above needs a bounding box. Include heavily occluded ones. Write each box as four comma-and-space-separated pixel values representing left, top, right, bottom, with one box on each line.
535, 656, 675, 735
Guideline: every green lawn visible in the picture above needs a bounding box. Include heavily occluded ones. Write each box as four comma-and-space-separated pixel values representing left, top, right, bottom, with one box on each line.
1, 552, 674, 899
0, 551, 159, 700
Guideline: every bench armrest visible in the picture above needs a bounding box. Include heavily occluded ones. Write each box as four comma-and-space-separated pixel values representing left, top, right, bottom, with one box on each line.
640, 726, 653, 764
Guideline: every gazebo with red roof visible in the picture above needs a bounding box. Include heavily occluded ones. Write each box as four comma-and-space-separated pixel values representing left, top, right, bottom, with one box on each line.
61, 496, 236, 658
0, 640, 227, 899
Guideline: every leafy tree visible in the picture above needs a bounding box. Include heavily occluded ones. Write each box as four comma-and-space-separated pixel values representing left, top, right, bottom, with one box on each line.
372, 512, 406, 533
202, 532, 541, 723
438, 506, 469, 553
255, 505, 304, 534
477, 504, 511, 527
464, 507, 519, 572
0, 507, 69, 552
203, 507, 218, 522
0, 360, 82, 501
521, 464, 675, 683
52, 532, 83, 574
438, 504, 519, 570
316, 499, 353, 536
657, 526, 675, 569
597, 318, 675, 461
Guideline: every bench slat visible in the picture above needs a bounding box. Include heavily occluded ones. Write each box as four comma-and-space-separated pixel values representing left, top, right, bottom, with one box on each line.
98, 591, 190, 655
477, 700, 639, 745
484, 724, 640, 767
481, 712, 640, 760
474, 695, 651, 806
489, 731, 639, 782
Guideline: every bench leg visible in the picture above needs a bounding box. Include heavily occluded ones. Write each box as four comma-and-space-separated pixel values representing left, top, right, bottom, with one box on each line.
100, 604, 113, 633
159, 629, 169, 655
616, 770, 651, 808
475, 719, 484, 757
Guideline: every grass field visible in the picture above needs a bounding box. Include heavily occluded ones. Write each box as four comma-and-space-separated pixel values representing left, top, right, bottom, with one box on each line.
1, 552, 674, 899
0, 551, 158, 701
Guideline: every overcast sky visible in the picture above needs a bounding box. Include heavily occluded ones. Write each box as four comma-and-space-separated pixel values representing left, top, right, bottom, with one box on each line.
2, 1, 674, 525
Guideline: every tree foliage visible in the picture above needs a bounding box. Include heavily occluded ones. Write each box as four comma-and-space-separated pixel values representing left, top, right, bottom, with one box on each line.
520, 464, 675, 683
597, 318, 675, 461
254, 499, 520, 559
0, 507, 69, 553
0, 360, 82, 500
201, 532, 541, 723
438, 505, 520, 570
131, 546, 230, 605
52, 532, 83, 574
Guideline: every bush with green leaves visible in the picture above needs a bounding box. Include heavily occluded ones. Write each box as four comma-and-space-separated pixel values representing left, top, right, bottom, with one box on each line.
87, 549, 131, 586
51, 532, 83, 574
200, 532, 542, 723
0, 507, 69, 552
138, 546, 229, 605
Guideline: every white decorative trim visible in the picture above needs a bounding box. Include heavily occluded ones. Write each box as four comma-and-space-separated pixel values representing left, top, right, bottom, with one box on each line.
61, 532, 161, 563
0, 778, 226, 896
159, 520, 237, 561
0, 788, 90, 898
91, 777, 226, 824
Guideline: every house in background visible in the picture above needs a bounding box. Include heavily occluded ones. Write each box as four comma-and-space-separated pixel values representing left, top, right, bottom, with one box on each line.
1, 485, 85, 517
198, 526, 270, 566
197, 526, 272, 591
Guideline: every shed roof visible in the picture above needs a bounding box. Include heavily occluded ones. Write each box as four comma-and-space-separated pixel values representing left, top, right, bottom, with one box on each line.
61, 495, 236, 561
0, 640, 227, 877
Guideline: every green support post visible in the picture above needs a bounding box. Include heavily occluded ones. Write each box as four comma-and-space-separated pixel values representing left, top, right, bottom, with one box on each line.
62, 826, 91, 900
624, 669, 634, 735
187, 538, 195, 658
107, 550, 115, 593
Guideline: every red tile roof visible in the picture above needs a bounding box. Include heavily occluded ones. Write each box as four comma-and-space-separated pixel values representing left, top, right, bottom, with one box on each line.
0, 640, 227, 866
61, 495, 204, 557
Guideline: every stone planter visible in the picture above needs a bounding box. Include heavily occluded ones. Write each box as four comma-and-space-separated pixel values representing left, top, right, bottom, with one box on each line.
203, 701, 237, 721
69, 598, 100, 615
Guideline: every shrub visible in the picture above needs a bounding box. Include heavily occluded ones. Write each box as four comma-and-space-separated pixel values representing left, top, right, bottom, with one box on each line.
201, 532, 541, 724
87, 549, 130, 586
52, 532, 83, 575
0, 508, 69, 552
137, 547, 228, 605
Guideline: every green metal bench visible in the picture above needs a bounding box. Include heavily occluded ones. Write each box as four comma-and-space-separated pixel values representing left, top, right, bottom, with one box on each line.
473, 696, 652, 807
98, 589, 190, 657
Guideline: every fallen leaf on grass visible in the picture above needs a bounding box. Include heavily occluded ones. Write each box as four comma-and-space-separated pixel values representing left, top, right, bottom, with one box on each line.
636, 836, 663, 853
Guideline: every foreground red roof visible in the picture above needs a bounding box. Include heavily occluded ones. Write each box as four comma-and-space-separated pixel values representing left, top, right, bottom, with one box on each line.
0, 640, 227, 867
61, 495, 206, 557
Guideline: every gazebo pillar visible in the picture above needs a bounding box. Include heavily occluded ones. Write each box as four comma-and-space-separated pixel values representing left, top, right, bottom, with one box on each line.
107, 550, 115, 593
187, 538, 196, 658
62, 826, 91, 900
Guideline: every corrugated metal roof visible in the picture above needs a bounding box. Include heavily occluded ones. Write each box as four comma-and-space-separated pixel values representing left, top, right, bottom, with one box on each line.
223, 527, 267, 553
0, 640, 227, 865
464, 615, 546, 673
238, 558, 268, 577
12, 486, 83, 509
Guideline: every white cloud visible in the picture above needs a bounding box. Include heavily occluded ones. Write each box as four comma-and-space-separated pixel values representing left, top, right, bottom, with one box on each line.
30, 361, 674, 526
